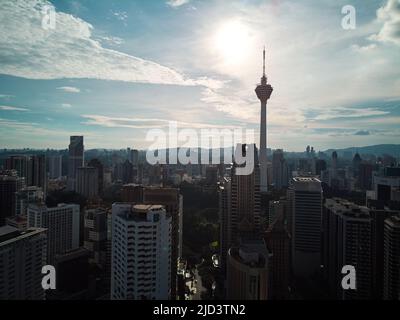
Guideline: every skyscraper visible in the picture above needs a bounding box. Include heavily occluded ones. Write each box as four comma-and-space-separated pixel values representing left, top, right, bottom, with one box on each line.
255, 48, 273, 193
0, 226, 47, 300
120, 185, 183, 299
28, 155, 47, 196
67, 136, 84, 191
230, 144, 261, 244
218, 177, 231, 272
111, 204, 171, 300
76, 167, 99, 199
272, 149, 289, 190
290, 177, 323, 279
0, 171, 25, 226
27, 203, 80, 264
48, 155, 62, 180
84, 208, 108, 267
323, 198, 373, 300
87, 159, 104, 195
226, 239, 270, 300
383, 215, 400, 300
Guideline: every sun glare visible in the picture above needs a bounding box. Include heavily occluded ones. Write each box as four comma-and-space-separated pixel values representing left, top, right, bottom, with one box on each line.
213, 19, 253, 65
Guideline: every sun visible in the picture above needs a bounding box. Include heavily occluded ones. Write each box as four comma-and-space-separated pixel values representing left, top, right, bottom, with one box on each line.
213, 19, 253, 65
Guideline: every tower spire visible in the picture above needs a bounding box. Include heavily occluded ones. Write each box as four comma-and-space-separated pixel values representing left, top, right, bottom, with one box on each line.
263, 46, 266, 77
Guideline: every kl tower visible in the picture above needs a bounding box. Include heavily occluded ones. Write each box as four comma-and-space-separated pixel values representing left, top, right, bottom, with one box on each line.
255, 48, 273, 193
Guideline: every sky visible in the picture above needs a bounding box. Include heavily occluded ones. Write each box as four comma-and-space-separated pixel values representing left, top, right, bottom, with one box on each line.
0, 0, 399, 152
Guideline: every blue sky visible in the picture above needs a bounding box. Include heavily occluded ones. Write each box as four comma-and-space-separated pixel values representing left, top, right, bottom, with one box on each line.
0, 0, 399, 151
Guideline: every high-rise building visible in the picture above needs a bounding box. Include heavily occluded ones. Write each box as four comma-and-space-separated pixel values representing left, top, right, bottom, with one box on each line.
67, 136, 84, 191
218, 177, 231, 272
0, 171, 25, 226
272, 149, 288, 190
6, 155, 47, 195
76, 167, 99, 199
358, 163, 375, 191
255, 48, 273, 193
111, 204, 171, 300
226, 239, 270, 300
230, 144, 261, 245
5, 156, 29, 179
120, 185, 183, 299
27, 203, 80, 264
48, 155, 62, 179
265, 210, 290, 300
383, 215, 400, 300
28, 155, 47, 196
0, 226, 47, 300
290, 177, 323, 279
87, 159, 104, 195
84, 208, 108, 267
15, 186, 44, 216
323, 198, 373, 299
129, 149, 139, 166
48, 248, 92, 300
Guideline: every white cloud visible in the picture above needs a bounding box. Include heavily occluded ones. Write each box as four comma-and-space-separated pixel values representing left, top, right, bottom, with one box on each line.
0, 0, 219, 88
61, 103, 72, 108
0, 105, 29, 111
81, 114, 241, 130
57, 86, 81, 93
308, 107, 390, 121
370, 0, 400, 45
166, 0, 190, 8
0, 94, 14, 99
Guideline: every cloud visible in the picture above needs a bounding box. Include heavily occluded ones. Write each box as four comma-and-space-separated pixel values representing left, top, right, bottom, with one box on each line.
57, 86, 81, 93
61, 103, 72, 108
370, 0, 400, 45
111, 10, 128, 21
307, 107, 390, 121
0, 105, 29, 111
0, 0, 219, 88
354, 130, 371, 136
166, 0, 190, 8
0, 94, 14, 99
81, 114, 241, 130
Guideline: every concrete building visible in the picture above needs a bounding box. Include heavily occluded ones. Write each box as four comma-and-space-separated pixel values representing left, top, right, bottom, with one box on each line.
323, 198, 373, 299
27, 203, 80, 264
76, 167, 99, 199
0, 171, 25, 226
226, 239, 270, 300
84, 208, 108, 267
272, 149, 288, 190
15, 186, 44, 216
218, 178, 231, 272
120, 185, 183, 299
48, 155, 62, 179
230, 144, 261, 245
67, 136, 84, 191
0, 226, 47, 299
383, 215, 400, 300
290, 177, 323, 279
111, 204, 171, 300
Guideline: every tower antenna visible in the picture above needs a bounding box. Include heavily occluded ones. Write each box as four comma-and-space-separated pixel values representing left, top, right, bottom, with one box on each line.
263, 46, 266, 77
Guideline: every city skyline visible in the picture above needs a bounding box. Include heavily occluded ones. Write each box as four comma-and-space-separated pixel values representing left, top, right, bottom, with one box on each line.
1, 0, 400, 151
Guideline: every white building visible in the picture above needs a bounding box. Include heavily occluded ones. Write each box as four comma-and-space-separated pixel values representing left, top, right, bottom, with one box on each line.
0, 226, 47, 300
27, 203, 80, 264
290, 177, 323, 278
111, 203, 171, 300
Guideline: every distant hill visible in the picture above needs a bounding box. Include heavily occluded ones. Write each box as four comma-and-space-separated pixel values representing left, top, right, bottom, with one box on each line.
324, 144, 400, 158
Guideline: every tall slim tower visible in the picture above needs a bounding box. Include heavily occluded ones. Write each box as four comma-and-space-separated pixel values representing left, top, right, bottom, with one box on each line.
255, 48, 273, 193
